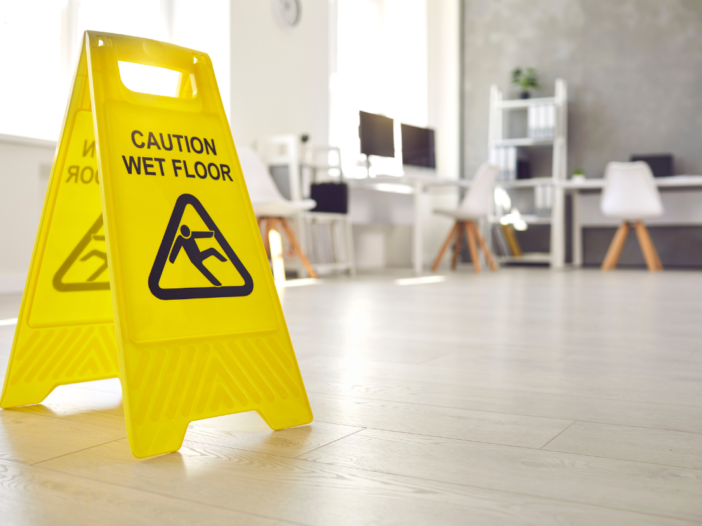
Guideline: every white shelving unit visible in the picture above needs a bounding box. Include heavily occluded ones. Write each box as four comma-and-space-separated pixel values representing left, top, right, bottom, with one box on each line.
487, 79, 568, 267
257, 137, 355, 277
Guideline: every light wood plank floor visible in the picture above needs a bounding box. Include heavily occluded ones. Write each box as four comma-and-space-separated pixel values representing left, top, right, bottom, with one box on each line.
1, 268, 701, 525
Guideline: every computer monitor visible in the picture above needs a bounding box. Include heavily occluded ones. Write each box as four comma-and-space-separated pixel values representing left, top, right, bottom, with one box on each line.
630, 154, 673, 178
401, 123, 436, 169
359, 111, 394, 158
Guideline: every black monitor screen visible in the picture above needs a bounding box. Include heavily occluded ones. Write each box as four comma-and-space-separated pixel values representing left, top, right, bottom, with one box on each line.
401, 123, 435, 168
630, 154, 673, 178
359, 111, 394, 158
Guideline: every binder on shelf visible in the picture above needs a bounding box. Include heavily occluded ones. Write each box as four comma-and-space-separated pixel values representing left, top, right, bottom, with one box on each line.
490, 146, 517, 181
528, 104, 555, 141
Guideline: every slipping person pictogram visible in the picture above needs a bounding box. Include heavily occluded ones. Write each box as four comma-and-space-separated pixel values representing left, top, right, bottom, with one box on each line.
80, 234, 108, 282
169, 225, 227, 286
149, 194, 254, 300
53, 216, 111, 291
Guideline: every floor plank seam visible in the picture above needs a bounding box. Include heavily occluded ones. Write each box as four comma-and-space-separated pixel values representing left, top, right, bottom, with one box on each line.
31, 436, 127, 466
28, 461, 311, 526
305, 380, 702, 411
294, 428, 366, 459
539, 421, 577, 449
307, 391, 583, 422
0, 455, 41, 467
537, 446, 702, 472
175, 431, 369, 465
310, 419, 588, 453
295, 456, 696, 523
310, 422, 702, 471
308, 391, 702, 434
2, 407, 126, 432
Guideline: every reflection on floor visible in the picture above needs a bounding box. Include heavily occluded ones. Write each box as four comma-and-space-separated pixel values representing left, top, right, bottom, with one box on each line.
1, 268, 701, 525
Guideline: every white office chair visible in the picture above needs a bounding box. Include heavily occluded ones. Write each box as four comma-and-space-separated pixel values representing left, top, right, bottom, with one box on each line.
600, 161, 664, 272
237, 146, 318, 278
431, 162, 500, 273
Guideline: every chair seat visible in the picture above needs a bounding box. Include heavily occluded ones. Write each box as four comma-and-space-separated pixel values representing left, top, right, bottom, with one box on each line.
603, 210, 663, 221
253, 199, 316, 217
600, 161, 664, 220
434, 207, 482, 221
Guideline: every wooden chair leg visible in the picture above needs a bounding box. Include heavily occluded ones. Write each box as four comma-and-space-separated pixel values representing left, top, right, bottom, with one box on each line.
464, 222, 481, 273
470, 221, 498, 271
262, 217, 271, 258
279, 217, 318, 279
451, 222, 463, 270
634, 221, 663, 272
601, 222, 630, 271
431, 223, 458, 272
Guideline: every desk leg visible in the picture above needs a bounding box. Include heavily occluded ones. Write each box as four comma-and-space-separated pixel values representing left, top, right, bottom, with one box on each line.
572, 190, 582, 267
413, 181, 423, 274
550, 186, 566, 269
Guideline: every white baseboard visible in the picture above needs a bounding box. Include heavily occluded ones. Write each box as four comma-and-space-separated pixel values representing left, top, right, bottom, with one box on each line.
0, 274, 27, 294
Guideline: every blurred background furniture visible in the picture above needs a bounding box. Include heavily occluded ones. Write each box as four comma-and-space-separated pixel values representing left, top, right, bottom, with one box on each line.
301, 145, 355, 276
237, 145, 318, 278
599, 161, 664, 272
488, 79, 568, 268
258, 137, 355, 276
431, 162, 500, 273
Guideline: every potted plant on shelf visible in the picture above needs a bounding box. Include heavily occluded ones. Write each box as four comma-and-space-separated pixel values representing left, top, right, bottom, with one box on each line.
511, 67, 539, 99
572, 168, 585, 182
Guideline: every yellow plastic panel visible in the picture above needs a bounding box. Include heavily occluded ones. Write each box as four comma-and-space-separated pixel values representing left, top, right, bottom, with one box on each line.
1, 32, 313, 458
0, 48, 118, 409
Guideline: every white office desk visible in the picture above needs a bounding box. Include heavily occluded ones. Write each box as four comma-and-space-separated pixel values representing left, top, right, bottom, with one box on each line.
560, 175, 702, 190
558, 175, 702, 267
349, 175, 470, 273
351, 174, 702, 271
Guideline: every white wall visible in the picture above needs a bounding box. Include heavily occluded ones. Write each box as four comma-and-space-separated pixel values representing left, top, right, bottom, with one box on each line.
229, 0, 330, 147
423, 0, 462, 267
427, 0, 460, 181
347, 0, 462, 271
0, 136, 55, 292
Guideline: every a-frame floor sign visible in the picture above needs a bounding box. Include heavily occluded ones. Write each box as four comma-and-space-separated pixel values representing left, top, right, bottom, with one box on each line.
0, 32, 313, 458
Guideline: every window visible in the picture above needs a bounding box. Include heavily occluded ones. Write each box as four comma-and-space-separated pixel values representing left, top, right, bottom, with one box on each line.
0, 0, 229, 141
330, 0, 428, 177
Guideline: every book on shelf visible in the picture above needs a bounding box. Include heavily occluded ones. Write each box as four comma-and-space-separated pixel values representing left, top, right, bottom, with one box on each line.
527, 104, 555, 141
489, 145, 517, 181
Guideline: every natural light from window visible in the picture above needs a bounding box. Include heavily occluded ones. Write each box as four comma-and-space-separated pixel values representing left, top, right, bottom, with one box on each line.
330, 0, 428, 178
0, 0, 229, 142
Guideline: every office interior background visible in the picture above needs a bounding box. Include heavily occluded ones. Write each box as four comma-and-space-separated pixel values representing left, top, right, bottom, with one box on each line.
1, 0, 701, 524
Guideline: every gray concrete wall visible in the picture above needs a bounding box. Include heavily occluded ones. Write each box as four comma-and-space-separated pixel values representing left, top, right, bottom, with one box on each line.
462, 0, 702, 180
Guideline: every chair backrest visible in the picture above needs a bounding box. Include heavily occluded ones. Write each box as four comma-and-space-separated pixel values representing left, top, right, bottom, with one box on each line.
459, 162, 500, 217
237, 146, 287, 203
600, 161, 663, 220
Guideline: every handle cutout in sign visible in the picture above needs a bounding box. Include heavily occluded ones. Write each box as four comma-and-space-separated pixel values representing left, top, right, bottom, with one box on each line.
118, 61, 187, 98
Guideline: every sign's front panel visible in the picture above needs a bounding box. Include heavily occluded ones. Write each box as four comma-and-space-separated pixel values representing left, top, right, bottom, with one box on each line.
88, 33, 312, 457
105, 106, 277, 343
0, 69, 118, 409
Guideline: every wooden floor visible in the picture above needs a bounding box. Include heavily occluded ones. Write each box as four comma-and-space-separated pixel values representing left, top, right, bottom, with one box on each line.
1, 268, 701, 525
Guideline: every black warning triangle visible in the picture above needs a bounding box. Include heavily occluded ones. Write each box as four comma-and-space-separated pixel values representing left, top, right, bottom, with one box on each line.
148, 194, 254, 300
53, 215, 110, 292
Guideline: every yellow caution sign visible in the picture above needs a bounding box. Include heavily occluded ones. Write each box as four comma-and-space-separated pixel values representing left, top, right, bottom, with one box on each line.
0, 32, 313, 458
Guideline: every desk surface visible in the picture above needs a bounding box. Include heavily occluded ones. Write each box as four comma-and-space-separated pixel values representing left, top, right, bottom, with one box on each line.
349, 174, 702, 191
561, 175, 702, 189
349, 174, 471, 189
